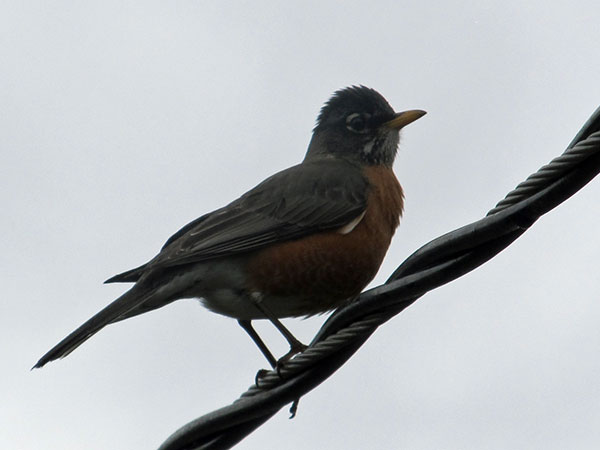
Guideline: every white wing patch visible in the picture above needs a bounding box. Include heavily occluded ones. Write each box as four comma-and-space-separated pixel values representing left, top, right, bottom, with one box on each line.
337, 211, 366, 234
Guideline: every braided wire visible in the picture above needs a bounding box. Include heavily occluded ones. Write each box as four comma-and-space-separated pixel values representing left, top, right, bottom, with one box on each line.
488, 131, 600, 215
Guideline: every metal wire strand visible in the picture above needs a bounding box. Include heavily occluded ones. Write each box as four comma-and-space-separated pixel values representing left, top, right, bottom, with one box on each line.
488, 132, 600, 215
158, 106, 600, 450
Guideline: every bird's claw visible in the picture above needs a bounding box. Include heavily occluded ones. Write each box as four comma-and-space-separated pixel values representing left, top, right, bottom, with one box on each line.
254, 342, 308, 385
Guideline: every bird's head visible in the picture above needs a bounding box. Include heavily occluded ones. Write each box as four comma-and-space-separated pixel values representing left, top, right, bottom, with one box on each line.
305, 86, 425, 167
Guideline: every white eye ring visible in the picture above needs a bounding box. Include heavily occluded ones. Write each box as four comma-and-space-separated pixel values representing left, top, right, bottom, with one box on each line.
346, 113, 369, 133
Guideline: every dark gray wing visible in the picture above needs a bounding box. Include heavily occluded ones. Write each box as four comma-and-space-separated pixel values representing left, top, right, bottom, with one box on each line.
153, 157, 369, 266
107, 158, 369, 280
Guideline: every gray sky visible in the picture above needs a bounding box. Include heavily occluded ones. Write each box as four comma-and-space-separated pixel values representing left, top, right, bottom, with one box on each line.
3, 1, 600, 449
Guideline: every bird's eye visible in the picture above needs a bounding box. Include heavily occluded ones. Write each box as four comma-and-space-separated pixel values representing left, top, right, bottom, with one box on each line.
346, 113, 369, 134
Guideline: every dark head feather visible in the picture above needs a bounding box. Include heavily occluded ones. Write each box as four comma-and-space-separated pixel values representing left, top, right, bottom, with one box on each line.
314, 85, 395, 132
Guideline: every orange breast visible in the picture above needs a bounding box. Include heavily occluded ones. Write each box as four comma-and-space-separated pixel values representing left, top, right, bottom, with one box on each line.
246, 166, 404, 316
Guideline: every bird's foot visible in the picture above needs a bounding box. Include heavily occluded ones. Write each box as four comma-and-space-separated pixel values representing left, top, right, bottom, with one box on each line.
274, 341, 308, 377
254, 341, 308, 386
254, 369, 270, 386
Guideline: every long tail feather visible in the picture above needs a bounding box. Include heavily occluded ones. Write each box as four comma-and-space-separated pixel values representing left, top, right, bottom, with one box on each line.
33, 283, 153, 369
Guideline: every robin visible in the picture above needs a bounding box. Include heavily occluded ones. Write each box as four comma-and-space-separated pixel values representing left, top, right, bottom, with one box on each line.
34, 86, 425, 370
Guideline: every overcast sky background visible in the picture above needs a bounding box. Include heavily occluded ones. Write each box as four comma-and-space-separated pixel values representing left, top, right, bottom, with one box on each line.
3, 2, 600, 449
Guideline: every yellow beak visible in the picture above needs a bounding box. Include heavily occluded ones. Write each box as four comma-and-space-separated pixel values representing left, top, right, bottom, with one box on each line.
383, 109, 427, 130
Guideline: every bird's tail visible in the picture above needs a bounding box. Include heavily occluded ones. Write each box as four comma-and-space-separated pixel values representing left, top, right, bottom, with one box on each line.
33, 283, 154, 369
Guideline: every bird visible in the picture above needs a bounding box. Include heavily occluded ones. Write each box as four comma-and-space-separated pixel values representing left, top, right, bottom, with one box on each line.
33, 86, 425, 370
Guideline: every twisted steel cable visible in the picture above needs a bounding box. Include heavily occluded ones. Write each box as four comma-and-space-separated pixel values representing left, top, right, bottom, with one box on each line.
158, 107, 600, 450
489, 130, 600, 215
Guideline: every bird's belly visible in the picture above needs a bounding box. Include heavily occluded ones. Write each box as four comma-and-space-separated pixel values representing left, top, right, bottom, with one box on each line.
191, 229, 389, 320
248, 238, 382, 314
180, 257, 256, 319
245, 230, 393, 317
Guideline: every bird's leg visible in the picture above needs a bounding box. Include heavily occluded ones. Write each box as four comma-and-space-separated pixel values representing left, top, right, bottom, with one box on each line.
238, 319, 277, 369
250, 293, 308, 365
